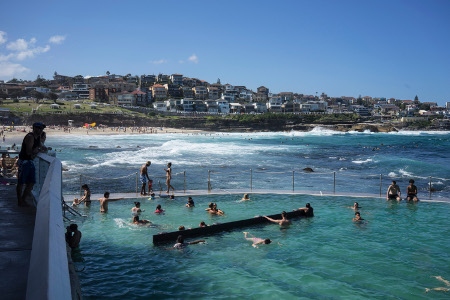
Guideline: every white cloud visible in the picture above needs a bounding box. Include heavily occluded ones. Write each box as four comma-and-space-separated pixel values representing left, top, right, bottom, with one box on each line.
0, 61, 29, 77
188, 54, 199, 63
150, 59, 167, 64
15, 45, 51, 60
0, 31, 7, 44
49, 35, 66, 44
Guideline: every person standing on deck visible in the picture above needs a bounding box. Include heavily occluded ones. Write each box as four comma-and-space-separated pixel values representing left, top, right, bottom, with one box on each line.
16, 122, 46, 207
140, 161, 151, 195
164, 162, 175, 193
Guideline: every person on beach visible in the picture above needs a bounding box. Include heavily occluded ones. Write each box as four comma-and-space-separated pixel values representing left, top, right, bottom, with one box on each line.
173, 235, 205, 249
353, 211, 364, 222
132, 215, 150, 225
154, 204, 164, 214
16, 122, 46, 207
186, 197, 195, 207
99, 191, 124, 213
164, 162, 175, 193
406, 179, 419, 201
73, 184, 91, 207
297, 203, 314, 217
386, 180, 402, 201
131, 201, 143, 214
65, 223, 82, 249
140, 161, 151, 195
243, 232, 271, 248
264, 211, 291, 227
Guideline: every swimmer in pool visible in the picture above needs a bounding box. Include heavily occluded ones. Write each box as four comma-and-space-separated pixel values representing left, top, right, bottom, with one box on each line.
350, 202, 361, 210
241, 193, 250, 201
353, 211, 364, 222
99, 192, 124, 213
154, 204, 165, 214
425, 276, 450, 293
131, 202, 143, 214
243, 232, 271, 248
173, 235, 205, 249
264, 211, 291, 227
132, 215, 150, 225
186, 197, 195, 207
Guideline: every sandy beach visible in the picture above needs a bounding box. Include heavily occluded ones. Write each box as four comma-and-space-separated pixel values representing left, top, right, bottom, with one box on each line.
1, 125, 206, 148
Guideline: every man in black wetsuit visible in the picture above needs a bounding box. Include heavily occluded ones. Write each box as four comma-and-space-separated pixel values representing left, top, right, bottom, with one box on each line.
16, 122, 46, 207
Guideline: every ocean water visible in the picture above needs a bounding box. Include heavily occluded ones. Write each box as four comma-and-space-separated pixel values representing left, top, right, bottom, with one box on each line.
49, 128, 450, 299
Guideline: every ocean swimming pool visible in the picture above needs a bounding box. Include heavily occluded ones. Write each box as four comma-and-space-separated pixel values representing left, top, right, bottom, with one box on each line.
71, 193, 450, 299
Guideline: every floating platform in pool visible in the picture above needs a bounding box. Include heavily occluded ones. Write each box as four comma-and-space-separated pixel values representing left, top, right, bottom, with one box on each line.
152, 209, 308, 245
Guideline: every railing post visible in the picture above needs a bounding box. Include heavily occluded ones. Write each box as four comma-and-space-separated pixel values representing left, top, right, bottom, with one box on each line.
136, 172, 138, 195
429, 176, 432, 200
250, 168, 253, 191
292, 170, 295, 192
184, 171, 186, 193
333, 172, 336, 194
79, 174, 82, 197
208, 170, 211, 192
380, 174, 382, 197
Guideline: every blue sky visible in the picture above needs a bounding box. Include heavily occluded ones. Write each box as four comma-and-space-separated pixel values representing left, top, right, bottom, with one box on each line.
1, 0, 449, 105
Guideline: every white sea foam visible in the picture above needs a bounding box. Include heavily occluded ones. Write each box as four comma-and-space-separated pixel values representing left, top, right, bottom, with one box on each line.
388, 172, 397, 177
352, 158, 373, 164
399, 168, 414, 177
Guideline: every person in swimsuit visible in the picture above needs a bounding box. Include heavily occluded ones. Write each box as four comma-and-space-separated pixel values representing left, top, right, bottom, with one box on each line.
131, 201, 143, 214
132, 215, 150, 225
243, 232, 271, 248
186, 197, 195, 207
241, 193, 250, 201
353, 211, 364, 222
164, 162, 175, 193
406, 179, 419, 201
387, 180, 402, 201
73, 184, 91, 207
206, 202, 224, 215
264, 211, 291, 227
297, 203, 314, 217
140, 161, 151, 195
99, 191, 124, 213
173, 235, 205, 249
154, 204, 165, 214
65, 223, 82, 249
350, 202, 361, 210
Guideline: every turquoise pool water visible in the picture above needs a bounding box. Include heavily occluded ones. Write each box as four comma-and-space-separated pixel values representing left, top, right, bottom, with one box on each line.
72, 193, 450, 299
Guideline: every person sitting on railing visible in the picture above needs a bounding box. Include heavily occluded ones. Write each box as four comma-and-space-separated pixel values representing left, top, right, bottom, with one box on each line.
386, 180, 402, 201
406, 179, 419, 201
65, 223, 82, 249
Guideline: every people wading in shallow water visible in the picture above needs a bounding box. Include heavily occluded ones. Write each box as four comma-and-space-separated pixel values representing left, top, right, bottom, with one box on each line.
264, 211, 291, 228
164, 162, 175, 193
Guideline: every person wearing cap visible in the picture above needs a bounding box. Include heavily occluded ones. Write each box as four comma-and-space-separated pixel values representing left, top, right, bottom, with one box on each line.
139, 161, 152, 195
16, 122, 46, 207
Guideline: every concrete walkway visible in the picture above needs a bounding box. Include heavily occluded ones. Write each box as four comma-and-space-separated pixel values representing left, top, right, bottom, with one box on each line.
0, 181, 36, 300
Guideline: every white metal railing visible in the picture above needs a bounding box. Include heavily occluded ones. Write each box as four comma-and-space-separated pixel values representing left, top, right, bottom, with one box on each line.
26, 153, 71, 300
